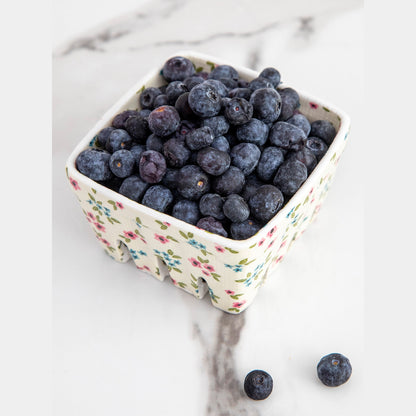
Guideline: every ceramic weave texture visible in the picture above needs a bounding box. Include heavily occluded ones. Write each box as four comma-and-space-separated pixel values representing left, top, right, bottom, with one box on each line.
66, 52, 350, 314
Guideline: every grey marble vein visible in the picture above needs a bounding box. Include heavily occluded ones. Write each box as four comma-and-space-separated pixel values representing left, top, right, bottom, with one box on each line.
194, 313, 260, 416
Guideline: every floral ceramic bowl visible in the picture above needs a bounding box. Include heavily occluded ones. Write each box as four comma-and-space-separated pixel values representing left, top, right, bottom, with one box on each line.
65, 51, 350, 314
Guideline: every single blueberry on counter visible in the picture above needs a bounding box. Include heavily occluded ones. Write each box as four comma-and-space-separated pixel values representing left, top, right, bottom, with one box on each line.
317, 353, 352, 387
244, 370, 273, 400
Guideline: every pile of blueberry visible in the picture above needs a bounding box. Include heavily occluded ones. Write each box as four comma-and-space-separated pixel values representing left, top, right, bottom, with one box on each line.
76, 56, 337, 240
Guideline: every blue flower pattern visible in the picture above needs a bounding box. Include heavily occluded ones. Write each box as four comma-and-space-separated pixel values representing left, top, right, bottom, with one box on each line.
129, 248, 147, 260
154, 249, 181, 267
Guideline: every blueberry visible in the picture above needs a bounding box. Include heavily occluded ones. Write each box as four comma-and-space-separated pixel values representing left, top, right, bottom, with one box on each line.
288, 147, 317, 174
109, 149, 135, 178
227, 87, 252, 100
172, 199, 200, 225
130, 144, 146, 168
153, 94, 169, 108
146, 134, 164, 153
199, 193, 225, 220
177, 165, 210, 200
249, 76, 274, 91
148, 105, 181, 137
317, 353, 352, 387
162, 56, 195, 82
224, 97, 253, 126
186, 126, 214, 151
141, 185, 174, 213
163, 137, 191, 168
96, 126, 115, 148
183, 75, 204, 90
175, 119, 197, 140
195, 71, 209, 80
125, 115, 150, 143
249, 88, 282, 124
139, 87, 162, 109
249, 185, 284, 223
223, 194, 250, 223
259, 67, 281, 87
224, 132, 239, 148
161, 168, 179, 189
305, 137, 328, 161
208, 65, 239, 84
112, 110, 139, 129
76, 148, 113, 182
211, 136, 230, 153
119, 174, 149, 202
230, 219, 261, 240
236, 118, 269, 146
138, 109, 151, 119
196, 216, 228, 238
103, 176, 124, 193
273, 160, 308, 196
201, 115, 229, 137
269, 121, 306, 151
241, 174, 265, 201
106, 129, 133, 153
230, 143, 261, 175
244, 370, 273, 400
310, 120, 337, 145
166, 81, 188, 105
277, 87, 300, 121
197, 147, 231, 176
212, 166, 245, 196
174, 92, 195, 120
287, 113, 311, 136
188, 82, 222, 118
238, 79, 250, 88
204, 79, 229, 97
138, 150, 167, 183
257, 146, 285, 182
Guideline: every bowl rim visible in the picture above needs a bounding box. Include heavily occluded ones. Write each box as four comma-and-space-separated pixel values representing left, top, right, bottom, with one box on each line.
66, 50, 351, 249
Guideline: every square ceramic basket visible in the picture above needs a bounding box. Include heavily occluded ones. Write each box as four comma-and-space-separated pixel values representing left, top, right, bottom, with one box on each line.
65, 51, 350, 314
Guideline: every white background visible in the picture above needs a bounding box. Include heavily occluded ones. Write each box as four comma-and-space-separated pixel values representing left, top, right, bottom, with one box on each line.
1, 1, 416, 415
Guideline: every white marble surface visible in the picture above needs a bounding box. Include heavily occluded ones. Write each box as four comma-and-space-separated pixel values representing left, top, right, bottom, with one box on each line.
53, 0, 364, 414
